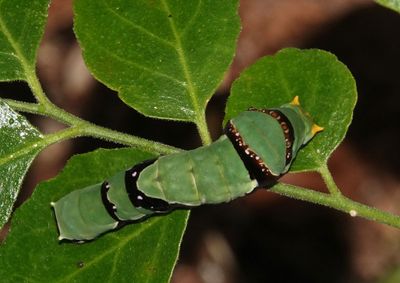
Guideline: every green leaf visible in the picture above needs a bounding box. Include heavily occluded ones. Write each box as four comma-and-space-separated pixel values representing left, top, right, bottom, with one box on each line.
0, 0, 49, 81
225, 48, 357, 172
375, 0, 400, 13
0, 100, 42, 228
0, 148, 188, 283
74, 0, 240, 121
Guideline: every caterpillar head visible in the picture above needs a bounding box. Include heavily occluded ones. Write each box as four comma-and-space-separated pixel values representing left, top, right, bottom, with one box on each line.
278, 96, 323, 154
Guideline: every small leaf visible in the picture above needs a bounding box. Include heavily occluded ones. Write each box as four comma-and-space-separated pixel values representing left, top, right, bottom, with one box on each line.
0, 100, 42, 227
0, 0, 49, 81
0, 148, 188, 283
225, 48, 357, 171
74, 0, 240, 121
375, 0, 400, 13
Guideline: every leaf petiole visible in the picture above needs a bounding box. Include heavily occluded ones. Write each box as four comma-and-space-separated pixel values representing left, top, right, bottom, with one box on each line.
318, 164, 342, 196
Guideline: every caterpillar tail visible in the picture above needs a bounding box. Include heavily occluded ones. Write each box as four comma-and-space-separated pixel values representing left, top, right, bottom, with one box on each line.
51, 160, 169, 241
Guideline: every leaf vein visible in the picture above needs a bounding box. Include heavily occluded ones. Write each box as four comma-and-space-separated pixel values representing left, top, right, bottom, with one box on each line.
101, 0, 175, 49
56, 218, 164, 283
0, 140, 42, 167
181, 0, 203, 36
86, 32, 186, 87
107, 247, 121, 282
0, 50, 19, 59
143, 221, 168, 283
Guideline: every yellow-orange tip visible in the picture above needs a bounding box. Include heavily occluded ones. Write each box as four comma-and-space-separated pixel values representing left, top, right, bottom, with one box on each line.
311, 124, 324, 135
290, 96, 300, 106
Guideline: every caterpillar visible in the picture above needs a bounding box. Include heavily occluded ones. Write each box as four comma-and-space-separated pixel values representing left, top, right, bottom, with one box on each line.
51, 97, 323, 241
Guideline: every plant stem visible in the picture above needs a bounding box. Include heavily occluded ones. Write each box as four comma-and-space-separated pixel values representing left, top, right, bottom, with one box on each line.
195, 111, 212, 145
2, 99, 39, 114
41, 126, 85, 148
3, 99, 180, 155
318, 164, 342, 196
270, 181, 400, 229
80, 124, 179, 155
25, 67, 53, 107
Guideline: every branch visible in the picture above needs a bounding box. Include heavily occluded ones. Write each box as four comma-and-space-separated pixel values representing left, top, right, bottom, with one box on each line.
271, 179, 400, 229
3, 99, 180, 155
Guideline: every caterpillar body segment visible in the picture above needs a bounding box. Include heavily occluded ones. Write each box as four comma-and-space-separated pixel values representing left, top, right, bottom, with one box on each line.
136, 135, 257, 206
229, 110, 287, 176
52, 184, 119, 241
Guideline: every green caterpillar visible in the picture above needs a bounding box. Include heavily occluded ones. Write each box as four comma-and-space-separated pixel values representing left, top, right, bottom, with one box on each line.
52, 97, 323, 241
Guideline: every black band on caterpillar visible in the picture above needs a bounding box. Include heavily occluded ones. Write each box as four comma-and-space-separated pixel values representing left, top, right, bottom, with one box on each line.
265, 109, 295, 165
225, 120, 279, 188
247, 108, 295, 166
100, 181, 121, 221
125, 159, 173, 212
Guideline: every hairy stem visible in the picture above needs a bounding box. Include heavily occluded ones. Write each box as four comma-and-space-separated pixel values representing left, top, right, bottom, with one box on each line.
195, 111, 212, 145
271, 174, 400, 229
2, 99, 39, 114
80, 125, 179, 155
318, 164, 342, 196
4, 99, 180, 155
41, 126, 86, 148
25, 67, 52, 107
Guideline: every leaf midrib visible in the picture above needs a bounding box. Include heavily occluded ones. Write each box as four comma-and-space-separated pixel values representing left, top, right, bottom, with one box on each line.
161, 0, 203, 121
0, 126, 85, 168
0, 139, 43, 167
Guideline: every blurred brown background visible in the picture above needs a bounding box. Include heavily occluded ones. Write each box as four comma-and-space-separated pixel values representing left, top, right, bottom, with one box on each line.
2, 0, 400, 282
